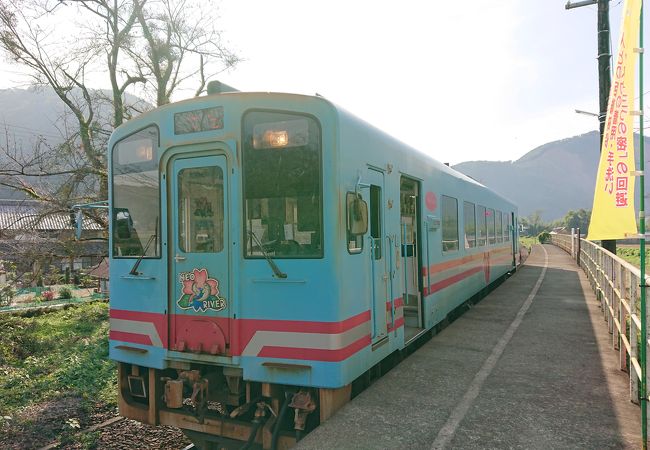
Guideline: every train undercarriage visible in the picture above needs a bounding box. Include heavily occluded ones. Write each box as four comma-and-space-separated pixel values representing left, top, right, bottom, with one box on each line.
118, 362, 352, 450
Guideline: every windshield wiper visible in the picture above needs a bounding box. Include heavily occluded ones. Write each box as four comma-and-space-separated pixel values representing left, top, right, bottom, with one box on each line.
247, 231, 287, 279
130, 218, 158, 276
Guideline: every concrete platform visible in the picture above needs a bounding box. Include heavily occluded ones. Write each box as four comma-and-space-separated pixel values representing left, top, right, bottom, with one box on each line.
296, 244, 641, 449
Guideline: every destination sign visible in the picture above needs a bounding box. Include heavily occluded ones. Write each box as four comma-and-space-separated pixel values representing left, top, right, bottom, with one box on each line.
174, 106, 224, 135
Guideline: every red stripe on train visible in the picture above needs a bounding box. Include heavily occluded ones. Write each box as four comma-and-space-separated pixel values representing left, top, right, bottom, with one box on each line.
110, 309, 168, 347
110, 330, 153, 346
257, 335, 372, 362
428, 266, 483, 294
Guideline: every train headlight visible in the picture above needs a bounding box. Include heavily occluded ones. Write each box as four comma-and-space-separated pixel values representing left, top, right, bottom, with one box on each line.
253, 118, 308, 149
264, 130, 289, 148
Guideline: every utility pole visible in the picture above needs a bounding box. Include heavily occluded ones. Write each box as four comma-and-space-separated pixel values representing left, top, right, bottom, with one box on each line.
566, 0, 616, 254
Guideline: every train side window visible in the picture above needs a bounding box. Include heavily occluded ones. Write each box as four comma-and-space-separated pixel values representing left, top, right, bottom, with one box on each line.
496, 210, 503, 243
370, 185, 382, 259
477, 205, 487, 246
487, 208, 496, 245
346, 192, 367, 254
463, 201, 476, 248
442, 195, 459, 252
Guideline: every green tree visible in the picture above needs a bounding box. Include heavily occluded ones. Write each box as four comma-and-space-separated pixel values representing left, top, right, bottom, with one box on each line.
563, 209, 591, 232
523, 210, 548, 236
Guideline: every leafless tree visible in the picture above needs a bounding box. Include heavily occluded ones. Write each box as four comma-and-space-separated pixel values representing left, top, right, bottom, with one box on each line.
0, 0, 237, 280
0, 0, 238, 218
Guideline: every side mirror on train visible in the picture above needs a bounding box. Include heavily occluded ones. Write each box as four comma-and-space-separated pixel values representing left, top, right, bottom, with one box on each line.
347, 192, 368, 235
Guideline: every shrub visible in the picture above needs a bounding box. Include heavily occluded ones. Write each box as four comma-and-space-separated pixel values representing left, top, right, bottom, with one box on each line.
79, 274, 96, 288
59, 286, 73, 299
42, 290, 55, 301
538, 231, 551, 244
45, 265, 63, 286
0, 284, 15, 306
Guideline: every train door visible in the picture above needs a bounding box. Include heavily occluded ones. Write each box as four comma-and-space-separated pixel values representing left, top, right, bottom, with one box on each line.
511, 212, 517, 267
400, 177, 423, 342
367, 168, 389, 343
169, 155, 231, 355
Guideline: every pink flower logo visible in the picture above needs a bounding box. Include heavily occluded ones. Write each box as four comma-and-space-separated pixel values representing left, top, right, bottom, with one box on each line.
177, 268, 226, 312
183, 268, 219, 298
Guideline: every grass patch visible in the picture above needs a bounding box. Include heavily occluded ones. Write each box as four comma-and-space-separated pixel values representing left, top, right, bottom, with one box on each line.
617, 246, 650, 269
520, 237, 537, 252
0, 302, 116, 417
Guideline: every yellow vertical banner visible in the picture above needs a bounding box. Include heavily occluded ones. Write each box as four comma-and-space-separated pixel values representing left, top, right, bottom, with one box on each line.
588, 0, 641, 241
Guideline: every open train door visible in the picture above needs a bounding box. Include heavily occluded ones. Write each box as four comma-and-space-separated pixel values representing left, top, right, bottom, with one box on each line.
168, 154, 231, 355
400, 176, 423, 342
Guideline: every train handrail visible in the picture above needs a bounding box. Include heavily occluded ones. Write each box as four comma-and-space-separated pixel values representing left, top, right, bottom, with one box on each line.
550, 233, 645, 403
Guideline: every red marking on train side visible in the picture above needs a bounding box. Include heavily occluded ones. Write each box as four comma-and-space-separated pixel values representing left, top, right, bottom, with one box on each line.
428, 266, 483, 294
425, 192, 437, 211
257, 335, 371, 362
231, 310, 371, 356
110, 331, 153, 346
387, 317, 405, 333
110, 309, 168, 348
426, 245, 512, 276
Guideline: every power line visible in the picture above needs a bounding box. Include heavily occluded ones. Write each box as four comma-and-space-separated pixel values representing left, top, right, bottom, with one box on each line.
0, 122, 66, 140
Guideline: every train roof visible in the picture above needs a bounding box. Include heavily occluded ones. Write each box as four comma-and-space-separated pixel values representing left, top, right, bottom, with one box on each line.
113, 89, 515, 207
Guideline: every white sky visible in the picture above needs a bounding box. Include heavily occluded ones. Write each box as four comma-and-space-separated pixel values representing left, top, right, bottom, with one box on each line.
0, 0, 645, 164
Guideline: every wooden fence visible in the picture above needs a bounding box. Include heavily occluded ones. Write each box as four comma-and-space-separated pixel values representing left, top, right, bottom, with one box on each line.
550, 233, 643, 403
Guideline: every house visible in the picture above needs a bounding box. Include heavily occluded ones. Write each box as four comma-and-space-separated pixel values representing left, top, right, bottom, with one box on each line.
87, 257, 109, 294
0, 199, 107, 284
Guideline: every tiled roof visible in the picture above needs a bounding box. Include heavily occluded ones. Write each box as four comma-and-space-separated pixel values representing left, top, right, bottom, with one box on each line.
0, 200, 104, 231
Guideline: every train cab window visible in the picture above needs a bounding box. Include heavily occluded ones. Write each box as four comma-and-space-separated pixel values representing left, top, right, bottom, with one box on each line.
487, 208, 496, 245
496, 210, 503, 243
242, 111, 322, 258
442, 195, 459, 252
477, 205, 487, 246
112, 126, 160, 258
463, 201, 476, 248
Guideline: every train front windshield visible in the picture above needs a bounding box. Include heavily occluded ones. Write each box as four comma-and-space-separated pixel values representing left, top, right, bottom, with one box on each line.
111, 126, 160, 258
242, 111, 323, 258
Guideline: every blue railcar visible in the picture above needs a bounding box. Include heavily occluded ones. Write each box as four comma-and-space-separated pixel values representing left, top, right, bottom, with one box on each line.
108, 84, 520, 449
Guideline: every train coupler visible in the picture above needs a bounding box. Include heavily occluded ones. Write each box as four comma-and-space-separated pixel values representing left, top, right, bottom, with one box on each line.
289, 390, 316, 431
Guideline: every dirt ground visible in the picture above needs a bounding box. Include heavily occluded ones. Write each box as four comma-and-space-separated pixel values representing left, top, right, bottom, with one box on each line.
0, 397, 190, 449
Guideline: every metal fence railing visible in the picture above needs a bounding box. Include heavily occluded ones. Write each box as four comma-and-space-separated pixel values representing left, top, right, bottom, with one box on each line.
550, 233, 643, 404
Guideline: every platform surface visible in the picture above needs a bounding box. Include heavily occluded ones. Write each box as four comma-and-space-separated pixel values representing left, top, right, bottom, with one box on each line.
295, 244, 641, 449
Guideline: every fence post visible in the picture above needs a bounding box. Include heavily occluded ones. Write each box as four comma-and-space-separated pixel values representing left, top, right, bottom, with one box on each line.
622, 269, 631, 371
576, 228, 581, 267
571, 228, 575, 258
632, 273, 640, 404
613, 261, 621, 350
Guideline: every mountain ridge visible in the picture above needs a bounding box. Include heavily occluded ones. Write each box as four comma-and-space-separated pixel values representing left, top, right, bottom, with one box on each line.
453, 130, 649, 221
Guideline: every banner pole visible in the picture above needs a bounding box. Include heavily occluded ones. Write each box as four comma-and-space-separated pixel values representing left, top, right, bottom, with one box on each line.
639, 1, 647, 448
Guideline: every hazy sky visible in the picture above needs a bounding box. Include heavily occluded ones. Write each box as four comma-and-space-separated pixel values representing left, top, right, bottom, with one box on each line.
0, 0, 645, 164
